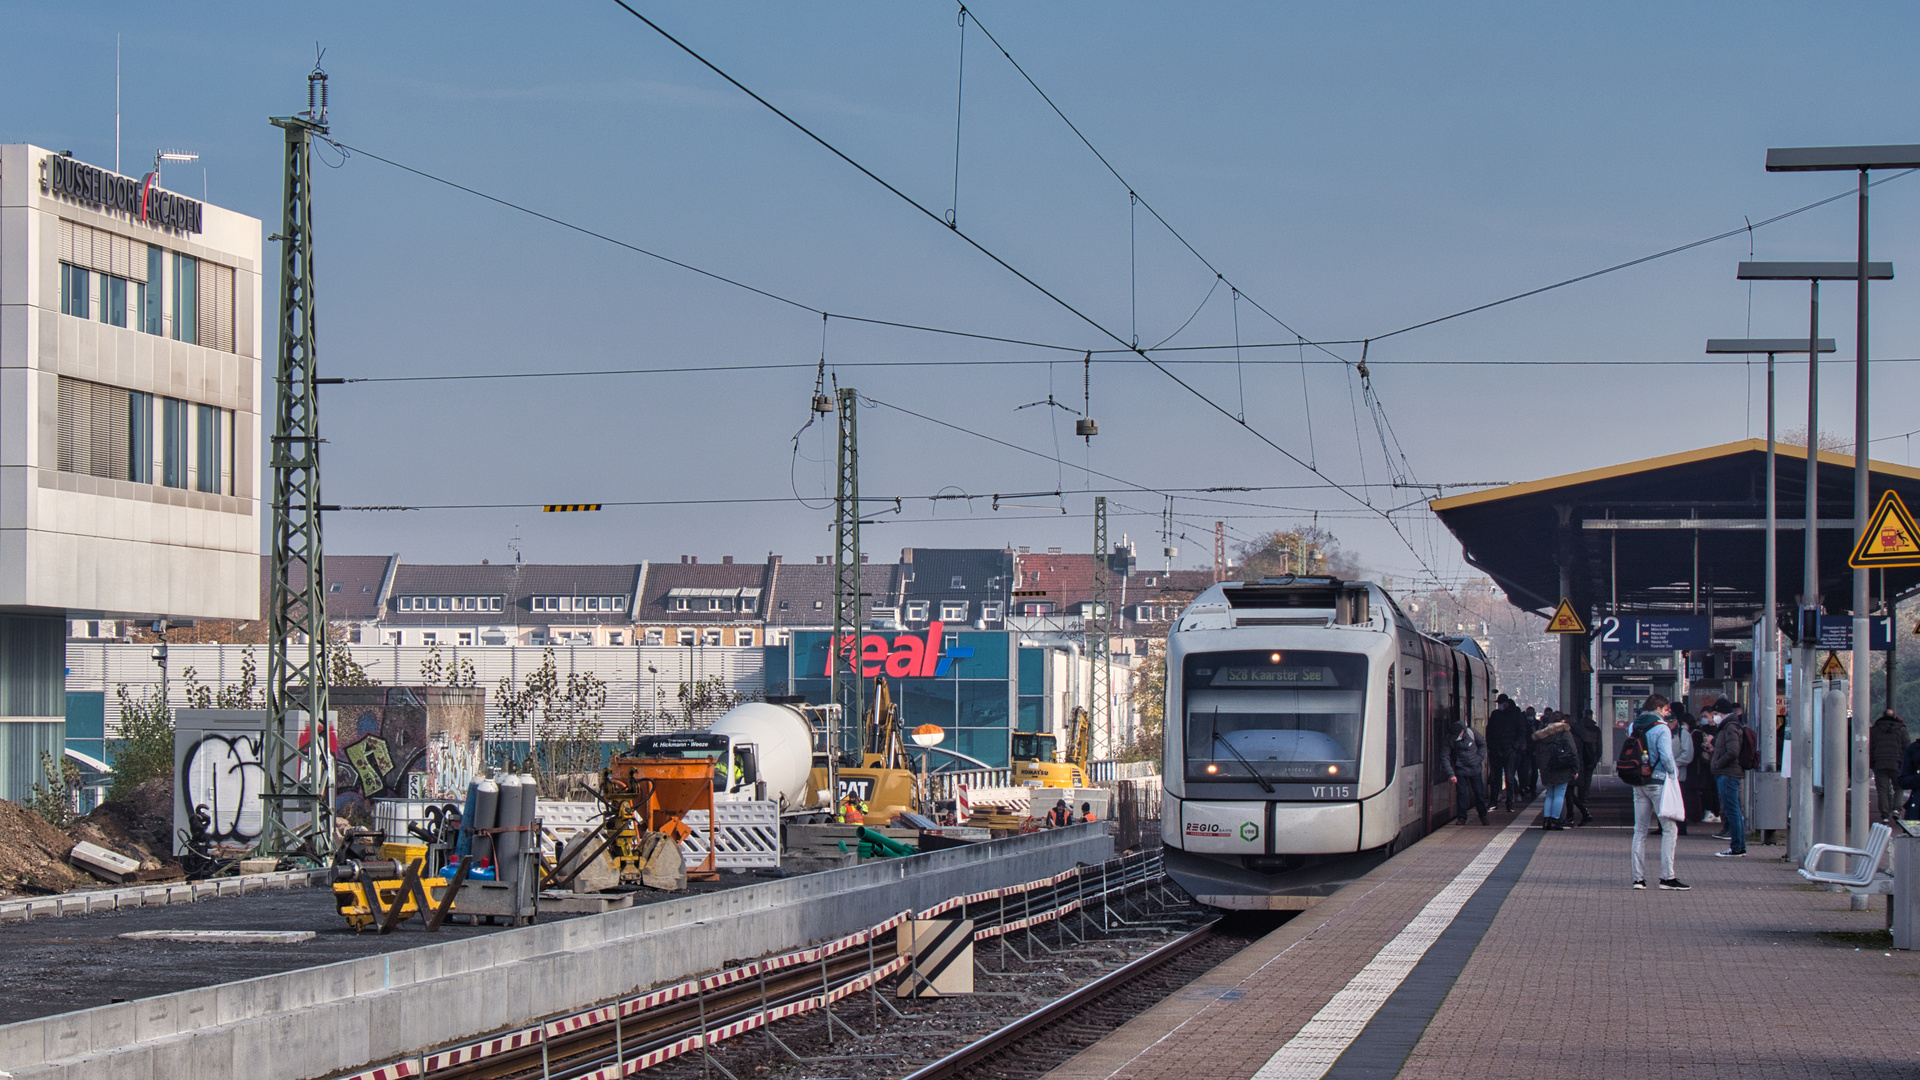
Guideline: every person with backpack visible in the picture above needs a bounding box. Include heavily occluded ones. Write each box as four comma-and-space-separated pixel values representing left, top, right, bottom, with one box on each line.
1567, 709, 1602, 826
1709, 704, 1755, 857
1620, 693, 1689, 890
1443, 720, 1491, 825
1869, 711, 1910, 823
1531, 711, 1581, 830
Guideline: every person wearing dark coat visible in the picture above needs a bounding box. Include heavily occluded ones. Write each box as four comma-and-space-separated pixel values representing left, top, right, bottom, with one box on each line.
1531, 713, 1581, 830
1485, 696, 1524, 809
1566, 709, 1602, 826
1443, 721, 1490, 825
1870, 711, 1911, 823
1899, 736, 1920, 820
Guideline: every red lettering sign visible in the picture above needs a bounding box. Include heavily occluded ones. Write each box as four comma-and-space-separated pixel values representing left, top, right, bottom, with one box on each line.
823, 622, 944, 678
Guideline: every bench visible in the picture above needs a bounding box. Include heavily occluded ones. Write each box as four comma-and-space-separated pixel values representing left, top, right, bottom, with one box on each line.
1799, 822, 1895, 917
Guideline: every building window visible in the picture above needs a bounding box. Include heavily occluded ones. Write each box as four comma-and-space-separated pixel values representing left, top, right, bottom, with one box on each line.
980, 603, 1003, 623
778, 600, 790, 611
57, 378, 127, 479
670, 597, 690, 612
677, 629, 696, 647
128, 391, 152, 483
161, 397, 188, 488
60, 263, 91, 318
143, 246, 163, 335
940, 601, 968, 621
739, 595, 756, 613
385, 631, 403, 645
906, 601, 929, 622
707, 598, 728, 612
457, 631, 474, 645
645, 628, 664, 645
950, 576, 965, 589
703, 629, 722, 647
98, 273, 127, 327
171, 254, 197, 344
421, 632, 438, 645
812, 600, 824, 610
735, 629, 755, 648
193, 403, 228, 494
328, 583, 342, 593
609, 631, 626, 646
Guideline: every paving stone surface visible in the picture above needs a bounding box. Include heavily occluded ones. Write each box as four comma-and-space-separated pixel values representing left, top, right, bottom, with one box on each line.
1049, 780, 1919, 1080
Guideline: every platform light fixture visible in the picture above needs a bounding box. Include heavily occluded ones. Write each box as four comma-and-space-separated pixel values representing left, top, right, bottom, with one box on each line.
1767, 145, 1920, 852
1703, 336, 1837, 788
1735, 260, 1893, 859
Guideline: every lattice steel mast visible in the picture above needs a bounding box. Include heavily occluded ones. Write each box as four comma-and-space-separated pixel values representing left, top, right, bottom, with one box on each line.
1089, 496, 1110, 759
260, 69, 333, 861
829, 386, 864, 758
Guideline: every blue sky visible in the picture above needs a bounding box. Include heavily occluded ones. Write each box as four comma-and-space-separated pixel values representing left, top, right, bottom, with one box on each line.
7, 2, 1920, 587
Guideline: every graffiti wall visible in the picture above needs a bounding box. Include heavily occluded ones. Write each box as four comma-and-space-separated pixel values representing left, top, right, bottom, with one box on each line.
173, 709, 268, 856
330, 686, 486, 815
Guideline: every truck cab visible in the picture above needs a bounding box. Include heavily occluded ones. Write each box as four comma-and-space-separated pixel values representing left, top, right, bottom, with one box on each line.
629, 732, 763, 801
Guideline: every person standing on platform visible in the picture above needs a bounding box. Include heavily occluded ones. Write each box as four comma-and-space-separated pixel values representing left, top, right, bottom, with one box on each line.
1870, 710, 1911, 823
1710, 705, 1750, 857
1694, 704, 1722, 823
1486, 695, 1523, 810
1670, 711, 1696, 836
1532, 712, 1580, 830
1444, 720, 1490, 825
1515, 706, 1542, 799
1568, 709, 1601, 826
1899, 733, 1920, 820
1627, 694, 1688, 891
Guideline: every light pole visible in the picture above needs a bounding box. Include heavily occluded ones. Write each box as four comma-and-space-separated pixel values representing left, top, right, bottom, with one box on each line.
1736, 262, 1890, 858
1705, 337, 1835, 784
1767, 144, 1920, 848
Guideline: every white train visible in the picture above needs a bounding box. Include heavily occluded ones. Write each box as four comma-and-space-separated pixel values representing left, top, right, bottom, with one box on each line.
1161, 576, 1493, 909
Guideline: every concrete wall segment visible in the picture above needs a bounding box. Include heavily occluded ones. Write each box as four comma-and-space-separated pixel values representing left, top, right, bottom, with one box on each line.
0, 826, 1110, 1080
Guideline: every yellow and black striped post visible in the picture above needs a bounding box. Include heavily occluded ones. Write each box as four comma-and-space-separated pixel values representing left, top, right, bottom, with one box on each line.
542, 504, 602, 513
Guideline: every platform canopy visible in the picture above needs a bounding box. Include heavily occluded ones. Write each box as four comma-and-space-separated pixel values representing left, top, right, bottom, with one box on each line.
1429, 440, 1920, 630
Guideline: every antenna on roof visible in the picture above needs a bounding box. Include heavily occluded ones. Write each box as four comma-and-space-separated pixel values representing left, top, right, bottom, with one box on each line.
508, 529, 522, 565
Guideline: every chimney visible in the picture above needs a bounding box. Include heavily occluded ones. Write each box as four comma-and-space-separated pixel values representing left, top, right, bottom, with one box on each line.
900, 548, 914, 563
1018, 546, 1030, 554
722, 555, 734, 565
768, 553, 782, 564
681, 555, 689, 564
860, 554, 869, 564
816, 556, 827, 564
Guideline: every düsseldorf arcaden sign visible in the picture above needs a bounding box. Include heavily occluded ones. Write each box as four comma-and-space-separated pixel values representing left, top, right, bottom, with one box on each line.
822, 621, 972, 679
40, 154, 203, 234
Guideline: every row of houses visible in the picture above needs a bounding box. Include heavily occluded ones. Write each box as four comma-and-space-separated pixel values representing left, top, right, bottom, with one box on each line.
74, 547, 1217, 653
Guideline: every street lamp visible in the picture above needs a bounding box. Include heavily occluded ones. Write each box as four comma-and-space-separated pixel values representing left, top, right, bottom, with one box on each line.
1737, 262, 1891, 858
911, 724, 945, 817
1704, 338, 1834, 820
1767, 144, 1920, 850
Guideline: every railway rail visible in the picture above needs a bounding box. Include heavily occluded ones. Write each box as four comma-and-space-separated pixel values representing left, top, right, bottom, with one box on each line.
338, 849, 1180, 1080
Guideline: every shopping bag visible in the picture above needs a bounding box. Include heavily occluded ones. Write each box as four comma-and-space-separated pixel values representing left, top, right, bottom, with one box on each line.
1657, 775, 1685, 821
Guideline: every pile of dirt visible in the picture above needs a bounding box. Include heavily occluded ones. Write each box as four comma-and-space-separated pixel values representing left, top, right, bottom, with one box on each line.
0, 799, 84, 896
68, 778, 180, 874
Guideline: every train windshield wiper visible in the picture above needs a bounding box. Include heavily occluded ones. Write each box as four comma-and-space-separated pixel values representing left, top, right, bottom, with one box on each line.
1211, 716, 1275, 794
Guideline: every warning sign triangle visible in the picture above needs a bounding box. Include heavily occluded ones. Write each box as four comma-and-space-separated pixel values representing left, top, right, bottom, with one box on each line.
1821, 651, 1847, 679
1850, 490, 1920, 568
1544, 598, 1586, 635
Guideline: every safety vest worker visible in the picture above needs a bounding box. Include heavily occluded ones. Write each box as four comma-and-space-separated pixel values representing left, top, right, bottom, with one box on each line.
1080, 802, 1097, 823
1044, 800, 1073, 828
841, 796, 867, 825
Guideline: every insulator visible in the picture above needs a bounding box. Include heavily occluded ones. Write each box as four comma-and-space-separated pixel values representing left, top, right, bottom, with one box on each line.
812, 392, 834, 415
1075, 417, 1098, 437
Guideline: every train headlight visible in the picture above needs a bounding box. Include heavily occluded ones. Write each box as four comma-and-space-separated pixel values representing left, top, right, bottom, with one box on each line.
1269, 652, 1282, 663
1205, 763, 1219, 774
1326, 765, 1339, 775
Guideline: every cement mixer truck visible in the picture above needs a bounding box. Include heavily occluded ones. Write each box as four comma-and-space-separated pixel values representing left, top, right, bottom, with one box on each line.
629, 701, 827, 815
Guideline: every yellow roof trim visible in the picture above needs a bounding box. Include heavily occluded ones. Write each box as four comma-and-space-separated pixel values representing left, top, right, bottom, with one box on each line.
1429, 439, 1920, 513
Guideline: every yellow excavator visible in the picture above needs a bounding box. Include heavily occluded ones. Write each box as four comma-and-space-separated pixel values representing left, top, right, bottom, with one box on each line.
1011, 705, 1092, 788
807, 677, 920, 821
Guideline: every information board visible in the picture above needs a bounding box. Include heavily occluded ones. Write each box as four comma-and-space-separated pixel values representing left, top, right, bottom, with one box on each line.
1815, 615, 1894, 651
1595, 614, 1710, 652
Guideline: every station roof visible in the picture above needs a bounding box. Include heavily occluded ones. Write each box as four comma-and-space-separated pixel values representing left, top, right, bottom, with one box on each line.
1428, 439, 1920, 626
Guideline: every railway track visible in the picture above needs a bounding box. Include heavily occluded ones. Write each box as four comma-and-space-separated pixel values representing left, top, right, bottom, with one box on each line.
900, 918, 1257, 1080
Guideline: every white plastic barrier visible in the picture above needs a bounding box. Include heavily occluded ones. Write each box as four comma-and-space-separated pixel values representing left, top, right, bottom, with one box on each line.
682, 801, 781, 869
535, 799, 604, 847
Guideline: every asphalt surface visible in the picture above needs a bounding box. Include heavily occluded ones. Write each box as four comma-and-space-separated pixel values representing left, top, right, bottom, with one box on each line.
0, 872, 771, 1024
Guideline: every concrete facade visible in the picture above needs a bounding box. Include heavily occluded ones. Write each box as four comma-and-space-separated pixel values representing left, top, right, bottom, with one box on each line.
0, 144, 263, 623
0, 824, 1113, 1080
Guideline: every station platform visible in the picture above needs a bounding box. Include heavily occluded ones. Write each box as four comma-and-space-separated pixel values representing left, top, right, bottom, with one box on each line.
1051, 779, 1920, 1080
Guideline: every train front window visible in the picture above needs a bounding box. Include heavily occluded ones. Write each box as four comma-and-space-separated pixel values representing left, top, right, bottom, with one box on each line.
1183, 650, 1367, 783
